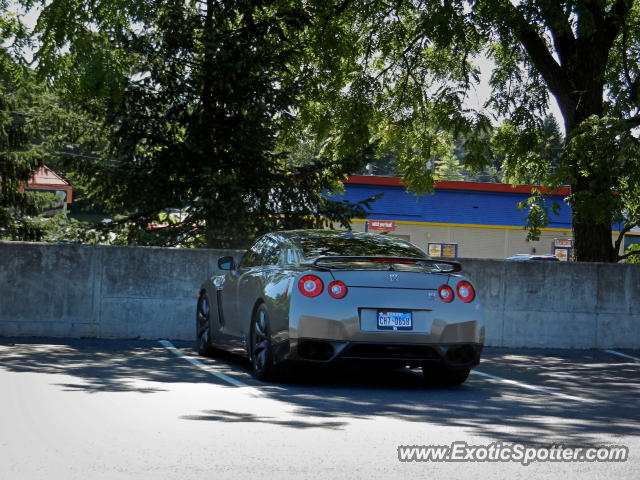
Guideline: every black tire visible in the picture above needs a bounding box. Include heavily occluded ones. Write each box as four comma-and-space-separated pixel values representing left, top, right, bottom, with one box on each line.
422, 365, 470, 386
196, 291, 216, 357
249, 304, 276, 381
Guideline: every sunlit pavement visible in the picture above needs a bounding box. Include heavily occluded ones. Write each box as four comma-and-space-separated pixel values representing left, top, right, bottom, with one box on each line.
1, 339, 638, 480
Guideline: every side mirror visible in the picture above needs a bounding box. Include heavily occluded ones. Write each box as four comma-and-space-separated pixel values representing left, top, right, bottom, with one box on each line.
218, 256, 235, 271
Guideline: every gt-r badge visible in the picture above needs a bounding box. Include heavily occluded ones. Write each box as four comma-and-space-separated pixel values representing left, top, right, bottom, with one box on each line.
389, 274, 399, 282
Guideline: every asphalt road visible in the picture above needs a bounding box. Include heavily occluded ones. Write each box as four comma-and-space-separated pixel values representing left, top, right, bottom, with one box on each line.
1, 338, 638, 480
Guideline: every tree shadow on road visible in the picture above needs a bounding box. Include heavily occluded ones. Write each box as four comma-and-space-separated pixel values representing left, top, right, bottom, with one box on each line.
256, 349, 640, 446
1, 338, 638, 446
180, 409, 347, 430
0, 338, 213, 394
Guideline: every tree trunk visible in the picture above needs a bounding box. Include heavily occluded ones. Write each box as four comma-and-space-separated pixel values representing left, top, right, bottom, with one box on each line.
510, 0, 634, 262
201, 0, 224, 250
572, 221, 616, 262
563, 90, 617, 262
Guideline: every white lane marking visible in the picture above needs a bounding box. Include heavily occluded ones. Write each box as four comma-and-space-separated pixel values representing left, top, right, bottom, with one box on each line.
159, 340, 256, 390
604, 349, 640, 362
159, 341, 311, 420
471, 370, 598, 404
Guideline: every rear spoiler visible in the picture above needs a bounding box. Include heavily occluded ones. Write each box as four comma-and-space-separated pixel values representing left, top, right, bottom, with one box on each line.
308, 256, 462, 273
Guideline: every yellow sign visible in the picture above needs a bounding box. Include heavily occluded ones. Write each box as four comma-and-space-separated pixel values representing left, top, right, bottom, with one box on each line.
442, 244, 457, 258
428, 243, 458, 258
554, 248, 569, 261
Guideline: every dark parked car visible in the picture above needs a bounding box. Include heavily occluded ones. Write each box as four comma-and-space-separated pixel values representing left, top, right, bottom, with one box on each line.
196, 230, 484, 385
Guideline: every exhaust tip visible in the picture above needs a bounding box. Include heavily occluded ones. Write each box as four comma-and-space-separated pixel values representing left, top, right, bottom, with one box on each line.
298, 340, 334, 361
445, 344, 477, 364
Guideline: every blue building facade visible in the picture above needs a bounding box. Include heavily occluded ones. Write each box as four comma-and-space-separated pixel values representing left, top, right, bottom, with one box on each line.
328, 176, 637, 260
337, 177, 572, 230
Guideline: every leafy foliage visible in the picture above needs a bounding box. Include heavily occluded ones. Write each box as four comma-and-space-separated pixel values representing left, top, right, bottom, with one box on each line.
626, 244, 640, 264
307, 0, 640, 261
434, 139, 464, 181
8, 0, 640, 260
1, 1, 108, 242
0, 11, 57, 241
516, 192, 561, 242
28, 0, 377, 248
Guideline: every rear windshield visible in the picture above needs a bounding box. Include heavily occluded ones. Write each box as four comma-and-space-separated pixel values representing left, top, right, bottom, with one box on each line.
292, 231, 427, 259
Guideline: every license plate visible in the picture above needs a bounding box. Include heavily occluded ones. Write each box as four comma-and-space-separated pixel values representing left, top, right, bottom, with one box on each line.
377, 311, 412, 330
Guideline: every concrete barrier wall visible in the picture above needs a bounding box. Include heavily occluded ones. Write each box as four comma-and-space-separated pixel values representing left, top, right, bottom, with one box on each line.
0, 242, 243, 341
460, 259, 640, 348
1, 241, 639, 348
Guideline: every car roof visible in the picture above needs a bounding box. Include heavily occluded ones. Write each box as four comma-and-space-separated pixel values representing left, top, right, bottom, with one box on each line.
272, 229, 373, 240
267, 229, 428, 258
270, 229, 410, 246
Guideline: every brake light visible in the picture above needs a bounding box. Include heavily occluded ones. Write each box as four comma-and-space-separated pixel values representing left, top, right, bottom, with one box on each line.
328, 281, 348, 299
438, 285, 454, 303
298, 275, 323, 297
456, 281, 475, 303
372, 258, 416, 264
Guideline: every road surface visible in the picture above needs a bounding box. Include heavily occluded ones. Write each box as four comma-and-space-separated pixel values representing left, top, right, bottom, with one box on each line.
1, 339, 638, 479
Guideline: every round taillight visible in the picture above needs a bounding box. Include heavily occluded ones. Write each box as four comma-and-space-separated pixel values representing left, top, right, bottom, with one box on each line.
328, 281, 348, 299
456, 281, 475, 303
438, 285, 454, 303
298, 275, 323, 297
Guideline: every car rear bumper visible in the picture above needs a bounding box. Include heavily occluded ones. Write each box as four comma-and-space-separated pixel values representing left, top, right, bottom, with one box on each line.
275, 338, 483, 369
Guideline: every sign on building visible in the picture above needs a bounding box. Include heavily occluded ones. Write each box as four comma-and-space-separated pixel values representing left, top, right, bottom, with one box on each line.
428, 243, 458, 259
367, 220, 396, 231
553, 238, 573, 261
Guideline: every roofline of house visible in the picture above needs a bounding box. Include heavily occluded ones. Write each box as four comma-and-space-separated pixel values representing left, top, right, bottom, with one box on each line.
18, 165, 73, 204
27, 166, 69, 187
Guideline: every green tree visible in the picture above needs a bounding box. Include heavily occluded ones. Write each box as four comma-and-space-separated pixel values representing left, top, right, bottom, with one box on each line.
434, 141, 465, 181
311, 0, 640, 262
29, 0, 377, 248
625, 244, 640, 263
541, 115, 564, 169
1, 1, 111, 242
1, 6, 63, 240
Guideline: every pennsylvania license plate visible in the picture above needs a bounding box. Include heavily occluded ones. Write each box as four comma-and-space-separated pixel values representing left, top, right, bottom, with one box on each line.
377, 311, 412, 330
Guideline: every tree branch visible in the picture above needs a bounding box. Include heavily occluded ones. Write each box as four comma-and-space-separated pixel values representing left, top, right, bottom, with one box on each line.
620, 9, 640, 106
614, 221, 637, 256
617, 249, 640, 261
606, 0, 635, 34
537, 1, 576, 68
498, 1, 576, 116
617, 115, 640, 130
589, 0, 633, 60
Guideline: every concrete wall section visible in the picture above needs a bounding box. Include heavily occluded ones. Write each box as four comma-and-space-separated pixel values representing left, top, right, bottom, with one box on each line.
0, 242, 243, 340
1, 242, 639, 348
0, 243, 99, 337
460, 259, 640, 348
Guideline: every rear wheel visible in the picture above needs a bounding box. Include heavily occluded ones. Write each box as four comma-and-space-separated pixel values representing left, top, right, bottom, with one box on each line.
250, 304, 275, 381
422, 365, 470, 386
196, 291, 216, 357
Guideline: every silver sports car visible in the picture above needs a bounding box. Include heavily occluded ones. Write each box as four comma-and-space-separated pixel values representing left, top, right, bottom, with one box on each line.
196, 230, 484, 385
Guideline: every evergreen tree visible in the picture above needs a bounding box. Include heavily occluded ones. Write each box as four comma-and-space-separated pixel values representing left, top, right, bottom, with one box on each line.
30, 0, 377, 248
1, 3, 109, 241
1, 6, 51, 240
